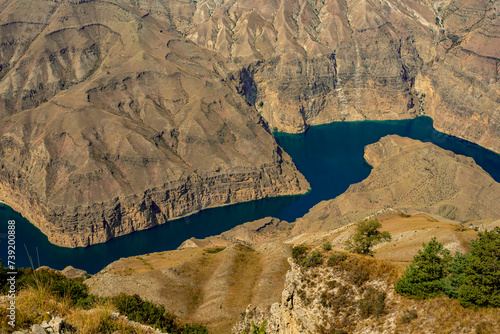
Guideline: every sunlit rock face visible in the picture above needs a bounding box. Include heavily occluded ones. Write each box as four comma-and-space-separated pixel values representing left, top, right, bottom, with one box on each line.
0, 0, 498, 246
0, 0, 309, 247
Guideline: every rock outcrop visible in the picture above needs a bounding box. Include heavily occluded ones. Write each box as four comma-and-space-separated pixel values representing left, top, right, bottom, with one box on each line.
232, 249, 500, 334
172, 0, 500, 152
178, 216, 292, 249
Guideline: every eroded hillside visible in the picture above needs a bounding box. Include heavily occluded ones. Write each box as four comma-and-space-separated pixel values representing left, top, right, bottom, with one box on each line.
86, 136, 500, 333
0, 0, 498, 247
0, 0, 309, 247
159, 0, 500, 151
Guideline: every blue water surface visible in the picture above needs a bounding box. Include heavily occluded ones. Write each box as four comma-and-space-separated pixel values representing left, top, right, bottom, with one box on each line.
1, 116, 499, 273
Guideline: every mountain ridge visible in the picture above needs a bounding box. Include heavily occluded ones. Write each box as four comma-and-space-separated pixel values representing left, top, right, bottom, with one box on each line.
0, 0, 498, 246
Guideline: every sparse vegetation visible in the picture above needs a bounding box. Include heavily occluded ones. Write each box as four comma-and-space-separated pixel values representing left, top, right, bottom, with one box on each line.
358, 286, 387, 318
111, 293, 176, 331
345, 218, 392, 256
292, 245, 308, 260
291, 245, 323, 268
322, 242, 332, 251
204, 246, 226, 254
243, 320, 267, 334
327, 253, 347, 266
0, 264, 209, 333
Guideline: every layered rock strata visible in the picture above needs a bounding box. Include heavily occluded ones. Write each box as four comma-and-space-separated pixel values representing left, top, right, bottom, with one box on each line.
166, 0, 500, 153
0, 0, 309, 247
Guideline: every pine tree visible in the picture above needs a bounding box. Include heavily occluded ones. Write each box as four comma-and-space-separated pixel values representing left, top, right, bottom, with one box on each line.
442, 251, 468, 299
458, 227, 500, 307
394, 237, 452, 298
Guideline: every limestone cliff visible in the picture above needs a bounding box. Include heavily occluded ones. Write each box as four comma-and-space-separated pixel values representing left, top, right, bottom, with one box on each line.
170, 0, 500, 152
233, 249, 500, 334
0, 0, 309, 247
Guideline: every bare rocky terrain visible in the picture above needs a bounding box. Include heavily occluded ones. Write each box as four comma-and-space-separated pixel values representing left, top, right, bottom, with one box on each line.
0, 0, 310, 247
0, 0, 499, 247
292, 135, 500, 235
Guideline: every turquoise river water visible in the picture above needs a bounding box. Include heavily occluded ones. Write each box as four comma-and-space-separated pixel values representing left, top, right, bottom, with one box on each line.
1, 116, 499, 273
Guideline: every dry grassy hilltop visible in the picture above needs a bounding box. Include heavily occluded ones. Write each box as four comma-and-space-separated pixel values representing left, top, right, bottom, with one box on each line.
0, 0, 499, 246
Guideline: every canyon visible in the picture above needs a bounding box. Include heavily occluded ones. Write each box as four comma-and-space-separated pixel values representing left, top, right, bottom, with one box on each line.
87, 136, 500, 333
0, 0, 499, 247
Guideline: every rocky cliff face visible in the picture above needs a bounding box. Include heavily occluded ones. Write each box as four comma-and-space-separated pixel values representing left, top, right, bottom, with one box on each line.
232, 249, 500, 334
162, 0, 500, 152
0, 0, 309, 247
0, 0, 498, 247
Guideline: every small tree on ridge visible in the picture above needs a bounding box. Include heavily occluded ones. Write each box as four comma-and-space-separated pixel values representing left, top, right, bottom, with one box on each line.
345, 218, 391, 256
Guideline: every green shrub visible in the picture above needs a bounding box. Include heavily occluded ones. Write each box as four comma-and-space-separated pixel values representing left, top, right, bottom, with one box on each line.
52, 278, 90, 304
243, 320, 267, 334
0, 265, 33, 293
291, 245, 308, 261
327, 253, 347, 266
308, 250, 323, 267
111, 293, 209, 333
75, 294, 99, 310
358, 287, 386, 318
15, 268, 93, 307
112, 293, 174, 331
181, 323, 210, 334
322, 242, 332, 251
292, 247, 323, 268
204, 246, 225, 254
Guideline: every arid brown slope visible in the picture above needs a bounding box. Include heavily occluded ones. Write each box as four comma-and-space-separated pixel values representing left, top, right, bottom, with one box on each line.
293, 135, 500, 235
87, 243, 292, 333
0, 0, 309, 247
0, 0, 499, 247
233, 248, 500, 334
87, 212, 499, 334
147, 0, 500, 152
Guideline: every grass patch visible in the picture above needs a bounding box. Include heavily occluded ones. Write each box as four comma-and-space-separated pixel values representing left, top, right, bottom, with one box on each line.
204, 246, 226, 254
